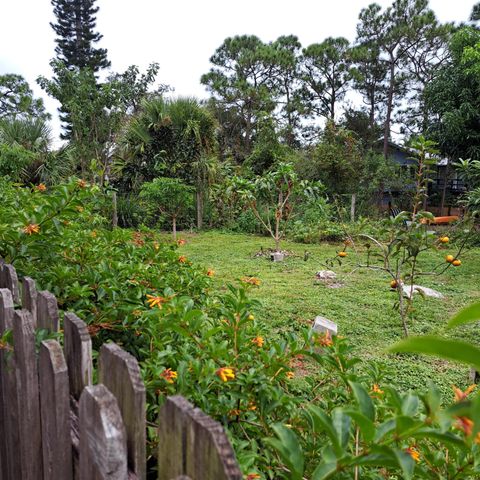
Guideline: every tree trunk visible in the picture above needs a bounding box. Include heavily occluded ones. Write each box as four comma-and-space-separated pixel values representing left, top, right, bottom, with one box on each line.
350, 193, 356, 223
112, 191, 118, 228
440, 161, 449, 216
172, 216, 177, 241
196, 190, 203, 230
383, 59, 395, 159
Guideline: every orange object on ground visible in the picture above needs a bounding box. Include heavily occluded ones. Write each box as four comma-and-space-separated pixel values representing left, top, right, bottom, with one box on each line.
420, 215, 459, 225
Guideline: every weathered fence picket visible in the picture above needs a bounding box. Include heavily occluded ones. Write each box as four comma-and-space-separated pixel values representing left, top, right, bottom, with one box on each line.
0, 262, 241, 480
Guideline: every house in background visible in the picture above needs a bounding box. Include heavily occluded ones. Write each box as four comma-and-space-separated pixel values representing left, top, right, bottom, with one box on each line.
383, 141, 465, 216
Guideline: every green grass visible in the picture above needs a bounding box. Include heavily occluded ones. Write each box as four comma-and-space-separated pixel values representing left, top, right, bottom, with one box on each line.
170, 230, 480, 397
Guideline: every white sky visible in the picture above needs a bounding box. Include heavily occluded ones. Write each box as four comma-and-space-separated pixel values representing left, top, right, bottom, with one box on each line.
0, 0, 475, 141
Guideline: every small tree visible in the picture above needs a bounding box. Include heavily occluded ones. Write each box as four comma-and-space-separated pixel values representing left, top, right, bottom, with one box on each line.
235, 162, 321, 252
140, 178, 193, 240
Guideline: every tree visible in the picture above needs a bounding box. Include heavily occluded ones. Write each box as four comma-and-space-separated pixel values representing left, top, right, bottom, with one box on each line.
300, 37, 352, 121
425, 27, 480, 161
235, 163, 320, 252
121, 97, 218, 228
471, 2, 480, 22
356, 0, 439, 158
201, 35, 279, 161
140, 178, 193, 240
50, 0, 110, 72
0, 74, 49, 120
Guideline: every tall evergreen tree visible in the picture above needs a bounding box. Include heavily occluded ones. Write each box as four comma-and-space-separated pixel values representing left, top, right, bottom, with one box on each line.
50, 0, 110, 72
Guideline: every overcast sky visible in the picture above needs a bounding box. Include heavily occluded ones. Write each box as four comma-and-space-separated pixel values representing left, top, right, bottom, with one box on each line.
0, 0, 475, 140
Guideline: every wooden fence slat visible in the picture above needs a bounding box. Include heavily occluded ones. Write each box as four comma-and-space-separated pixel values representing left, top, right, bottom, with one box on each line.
39, 340, 73, 480
22, 277, 38, 327
79, 384, 128, 480
37, 290, 59, 332
64, 312, 92, 400
3, 265, 20, 304
0, 288, 20, 480
98, 343, 146, 480
157, 396, 242, 480
13, 309, 43, 480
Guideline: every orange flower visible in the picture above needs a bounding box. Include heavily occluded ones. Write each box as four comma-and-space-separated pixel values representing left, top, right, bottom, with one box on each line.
246, 474, 261, 480
23, 223, 40, 235
77, 179, 87, 188
132, 232, 145, 246
316, 331, 333, 347
178, 255, 187, 263
406, 446, 420, 463
146, 294, 168, 309
456, 416, 474, 436
90, 230, 97, 238
453, 384, 476, 402
160, 368, 177, 383
247, 401, 257, 411
228, 409, 241, 417
132, 309, 143, 317
35, 183, 47, 192
207, 269, 215, 277
252, 336, 264, 347
371, 384, 384, 395
76, 206, 84, 212
216, 367, 235, 382
177, 238, 187, 246
286, 371, 295, 379
241, 277, 261, 286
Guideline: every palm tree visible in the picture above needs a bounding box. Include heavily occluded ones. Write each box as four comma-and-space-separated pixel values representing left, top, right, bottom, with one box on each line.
120, 96, 218, 228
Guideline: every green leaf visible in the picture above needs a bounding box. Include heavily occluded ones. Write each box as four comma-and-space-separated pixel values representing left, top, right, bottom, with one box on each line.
389, 336, 480, 371
305, 405, 342, 455
311, 461, 337, 480
332, 408, 351, 449
447, 302, 480, 329
264, 424, 304, 480
342, 409, 375, 442
393, 448, 415, 480
348, 381, 375, 421
401, 394, 419, 416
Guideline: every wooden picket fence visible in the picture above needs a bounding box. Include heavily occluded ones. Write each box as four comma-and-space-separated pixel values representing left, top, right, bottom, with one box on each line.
0, 261, 242, 480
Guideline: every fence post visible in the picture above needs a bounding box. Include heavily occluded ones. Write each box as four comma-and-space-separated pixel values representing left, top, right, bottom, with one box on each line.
98, 343, 146, 480
39, 340, 72, 480
157, 396, 242, 480
64, 312, 92, 400
0, 288, 21, 480
79, 385, 128, 480
21, 277, 37, 327
13, 309, 43, 480
37, 290, 59, 332
3, 264, 20, 304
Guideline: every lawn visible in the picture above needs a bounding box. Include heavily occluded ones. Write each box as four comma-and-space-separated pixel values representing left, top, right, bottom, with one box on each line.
171, 230, 480, 397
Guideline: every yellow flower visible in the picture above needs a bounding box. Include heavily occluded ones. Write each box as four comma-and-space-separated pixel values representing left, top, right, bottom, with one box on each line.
146, 294, 168, 309
160, 368, 177, 383
23, 223, 40, 235
241, 276, 261, 286
252, 336, 264, 347
76, 206, 84, 212
453, 384, 476, 402
286, 371, 295, 379
371, 384, 384, 396
248, 314, 255, 321
406, 446, 420, 463
35, 183, 47, 192
90, 230, 97, 238
178, 255, 187, 263
316, 331, 333, 347
153, 241, 160, 250
216, 367, 235, 382
207, 269, 215, 277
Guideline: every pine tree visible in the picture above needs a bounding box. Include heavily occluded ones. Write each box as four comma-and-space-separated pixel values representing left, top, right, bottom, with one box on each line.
50, 0, 110, 72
